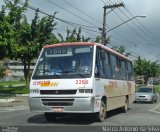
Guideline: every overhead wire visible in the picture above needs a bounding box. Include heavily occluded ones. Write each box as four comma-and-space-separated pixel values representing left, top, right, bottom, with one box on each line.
45, 0, 100, 28
11, 0, 145, 59
17, 0, 157, 59
108, 0, 160, 47
110, 41, 139, 59
18, 0, 101, 37
99, 0, 152, 59
100, 0, 160, 61
61, 0, 103, 25
124, 7, 160, 43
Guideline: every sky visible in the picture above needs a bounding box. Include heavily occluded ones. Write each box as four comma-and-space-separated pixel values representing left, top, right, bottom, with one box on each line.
1, 0, 160, 62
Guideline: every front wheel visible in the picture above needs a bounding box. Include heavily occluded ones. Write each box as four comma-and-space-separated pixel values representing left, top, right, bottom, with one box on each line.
96, 101, 106, 122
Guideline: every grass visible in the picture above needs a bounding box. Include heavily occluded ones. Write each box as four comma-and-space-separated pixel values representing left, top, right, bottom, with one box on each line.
0, 86, 29, 94
0, 81, 28, 94
0, 80, 25, 86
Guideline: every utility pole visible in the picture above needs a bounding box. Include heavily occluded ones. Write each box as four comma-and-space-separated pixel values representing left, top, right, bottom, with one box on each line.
101, 3, 124, 46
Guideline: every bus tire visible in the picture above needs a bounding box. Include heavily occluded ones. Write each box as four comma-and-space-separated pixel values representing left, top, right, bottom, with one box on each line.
122, 97, 128, 113
96, 100, 106, 122
44, 113, 56, 122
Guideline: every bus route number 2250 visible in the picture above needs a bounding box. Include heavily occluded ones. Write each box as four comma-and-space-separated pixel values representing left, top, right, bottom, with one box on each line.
76, 80, 88, 84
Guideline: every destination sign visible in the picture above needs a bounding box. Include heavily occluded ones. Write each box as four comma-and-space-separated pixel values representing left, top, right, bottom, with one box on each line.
47, 49, 67, 55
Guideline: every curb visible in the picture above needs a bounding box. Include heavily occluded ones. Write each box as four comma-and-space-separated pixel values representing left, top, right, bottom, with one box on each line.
0, 99, 16, 103
0, 94, 29, 97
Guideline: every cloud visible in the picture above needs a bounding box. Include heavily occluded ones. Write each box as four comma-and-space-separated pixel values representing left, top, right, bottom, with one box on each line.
1, 0, 160, 61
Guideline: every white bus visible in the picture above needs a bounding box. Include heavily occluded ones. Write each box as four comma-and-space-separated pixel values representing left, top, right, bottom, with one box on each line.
29, 42, 135, 122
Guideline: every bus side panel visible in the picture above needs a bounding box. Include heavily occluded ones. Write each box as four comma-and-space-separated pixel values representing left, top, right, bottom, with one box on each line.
94, 79, 135, 111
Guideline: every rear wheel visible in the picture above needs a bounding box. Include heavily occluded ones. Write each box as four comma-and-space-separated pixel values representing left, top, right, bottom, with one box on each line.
44, 113, 56, 122
122, 97, 128, 113
96, 100, 106, 122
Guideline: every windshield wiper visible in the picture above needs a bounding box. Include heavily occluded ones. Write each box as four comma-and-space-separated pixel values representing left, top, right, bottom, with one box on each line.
53, 74, 61, 78
77, 73, 87, 78
61, 70, 73, 73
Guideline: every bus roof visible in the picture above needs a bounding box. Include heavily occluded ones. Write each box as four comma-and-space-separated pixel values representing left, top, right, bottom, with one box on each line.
43, 42, 132, 62
96, 43, 132, 62
43, 42, 95, 48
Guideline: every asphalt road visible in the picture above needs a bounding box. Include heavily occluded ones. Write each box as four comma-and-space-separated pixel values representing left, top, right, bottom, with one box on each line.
0, 96, 160, 132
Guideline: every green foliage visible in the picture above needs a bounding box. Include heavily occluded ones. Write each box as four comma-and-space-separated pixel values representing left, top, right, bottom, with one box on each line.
0, 0, 58, 86
0, 5, 15, 59
0, 65, 5, 78
58, 27, 91, 42
134, 56, 160, 84
111, 45, 131, 57
0, 80, 25, 86
154, 85, 160, 93
0, 86, 29, 94
0, 81, 27, 94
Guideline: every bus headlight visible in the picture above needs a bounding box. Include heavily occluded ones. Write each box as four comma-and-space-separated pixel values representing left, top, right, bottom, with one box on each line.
79, 89, 93, 93
30, 89, 40, 93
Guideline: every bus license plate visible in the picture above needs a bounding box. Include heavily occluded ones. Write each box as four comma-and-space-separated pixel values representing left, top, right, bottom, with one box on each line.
52, 108, 64, 112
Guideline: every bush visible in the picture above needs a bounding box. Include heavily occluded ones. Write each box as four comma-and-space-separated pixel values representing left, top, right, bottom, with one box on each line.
0, 65, 5, 78
154, 85, 160, 94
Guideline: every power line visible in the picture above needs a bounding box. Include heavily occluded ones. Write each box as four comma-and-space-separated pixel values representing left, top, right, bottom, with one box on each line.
99, 0, 106, 5
99, 0, 150, 45
56, 17, 101, 33
19, 0, 99, 29
55, 17, 98, 29
108, 0, 160, 46
62, 0, 102, 25
118, 7, 159, 45
99, 0, 159, 59
45, 0, 100, 28
18, 0, 100, 37
124, 7, 160, 43
111, 31, 159, 59
112, 10, 152, 46
110, 41, 139, 59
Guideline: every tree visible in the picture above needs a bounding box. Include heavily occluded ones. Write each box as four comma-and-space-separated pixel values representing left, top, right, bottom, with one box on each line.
0, 65, 5, 78
13, 10, 58, 86
1, 0, 58, 86
94, 36, 111, 46
134, 57, 160, 84
58, 27, 90, 42
111, 45, 131, 57
0, 5, 16, 59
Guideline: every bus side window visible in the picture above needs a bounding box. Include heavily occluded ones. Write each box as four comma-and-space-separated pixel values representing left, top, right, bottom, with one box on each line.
95, 47, 103, 77
110, 54, 117, 79
104, 52, 112, 78
127, 61, 134, 80
121, 60, 127, 80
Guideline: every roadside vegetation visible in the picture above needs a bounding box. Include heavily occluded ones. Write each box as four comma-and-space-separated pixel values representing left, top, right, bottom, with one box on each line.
0, 80, 28, 94
0, 80, 25, 86
154, 85, 160, 94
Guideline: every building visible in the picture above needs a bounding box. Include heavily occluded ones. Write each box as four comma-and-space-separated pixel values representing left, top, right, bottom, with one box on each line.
3, 60, 35, 81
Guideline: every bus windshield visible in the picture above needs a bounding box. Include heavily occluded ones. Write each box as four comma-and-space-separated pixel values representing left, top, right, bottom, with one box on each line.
32, 45, 93, 79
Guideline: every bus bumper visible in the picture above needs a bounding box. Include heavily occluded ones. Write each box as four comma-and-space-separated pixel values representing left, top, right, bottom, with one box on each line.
29, 96, 96, 113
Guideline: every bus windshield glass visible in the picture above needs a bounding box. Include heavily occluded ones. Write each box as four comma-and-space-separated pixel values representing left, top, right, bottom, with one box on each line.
32, 45, 93, 79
